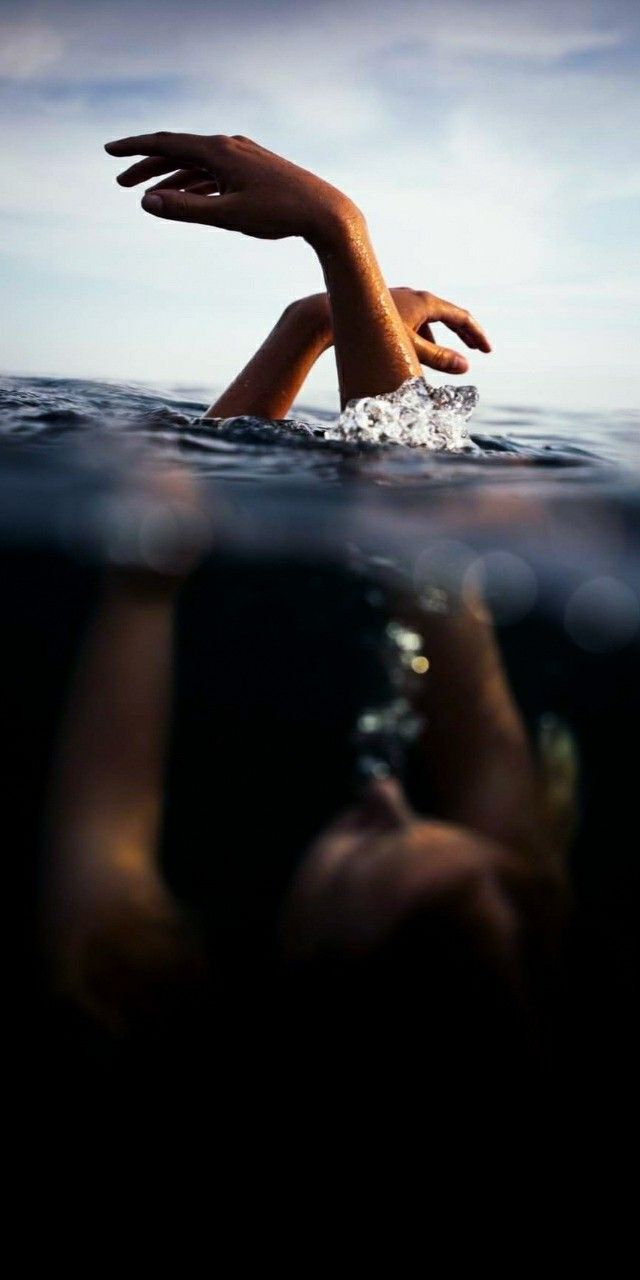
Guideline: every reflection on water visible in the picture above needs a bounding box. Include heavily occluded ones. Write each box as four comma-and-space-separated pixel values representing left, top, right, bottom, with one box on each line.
2, 374, 638, 1103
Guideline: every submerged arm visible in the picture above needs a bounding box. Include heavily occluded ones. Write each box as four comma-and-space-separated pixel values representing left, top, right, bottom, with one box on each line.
44, 548, 204, 1032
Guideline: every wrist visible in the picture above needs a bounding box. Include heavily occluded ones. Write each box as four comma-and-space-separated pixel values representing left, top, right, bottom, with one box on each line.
304, 198, 366, 258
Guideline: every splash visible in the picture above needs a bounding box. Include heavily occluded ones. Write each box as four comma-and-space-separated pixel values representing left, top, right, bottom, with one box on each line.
325, 376, 479, 450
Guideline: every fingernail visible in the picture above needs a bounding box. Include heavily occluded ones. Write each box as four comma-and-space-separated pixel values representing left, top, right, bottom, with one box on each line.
142, 194, 163, 214
104, 142, 117, 154
451, 355, 468, 373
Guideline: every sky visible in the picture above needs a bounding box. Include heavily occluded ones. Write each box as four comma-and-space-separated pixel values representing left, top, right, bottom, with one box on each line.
0, 0, 639, 411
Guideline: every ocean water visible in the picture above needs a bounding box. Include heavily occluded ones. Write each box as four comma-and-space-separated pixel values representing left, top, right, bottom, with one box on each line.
2, 373, 639, 939
2, 373, 640, 615
2, 372, 638, 472
1, 370, 639, 506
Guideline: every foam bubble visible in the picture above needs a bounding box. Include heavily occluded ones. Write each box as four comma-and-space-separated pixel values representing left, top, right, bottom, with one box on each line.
326, 376, 478, 450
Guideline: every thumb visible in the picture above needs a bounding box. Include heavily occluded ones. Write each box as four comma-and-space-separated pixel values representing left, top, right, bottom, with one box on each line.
141, 190, 238, 228
412, 332, 469, 375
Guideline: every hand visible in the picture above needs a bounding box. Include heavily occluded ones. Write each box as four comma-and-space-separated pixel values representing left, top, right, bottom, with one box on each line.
55, 877, 206, 1036
292, 286, 492, 375
391, 286, 491, 374
105, 131, 360, 248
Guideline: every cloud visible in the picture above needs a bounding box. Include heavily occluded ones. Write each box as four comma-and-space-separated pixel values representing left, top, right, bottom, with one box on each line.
0, 17, 65, 77
0, 1, 633, 90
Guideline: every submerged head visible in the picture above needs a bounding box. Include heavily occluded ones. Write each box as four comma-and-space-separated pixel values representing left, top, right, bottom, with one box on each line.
282, 776, 520, 977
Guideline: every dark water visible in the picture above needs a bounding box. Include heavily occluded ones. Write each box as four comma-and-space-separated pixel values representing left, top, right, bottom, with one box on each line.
2, 372, 640, 553
2, 372, 638, 476
2, 375, 639, 981
2, 375, 640, 643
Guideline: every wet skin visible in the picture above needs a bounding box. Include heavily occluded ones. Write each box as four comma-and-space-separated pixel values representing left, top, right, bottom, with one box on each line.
206, 288, 491, 421
105, 132, 490, 408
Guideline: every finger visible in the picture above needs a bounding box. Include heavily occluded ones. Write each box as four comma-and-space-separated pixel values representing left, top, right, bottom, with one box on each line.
105, 131, 212, 166
418, 310, 489, 352
187, 181, 219, 195
412, 333, 469, 375
140, 189, 239, 229
146, 168, 217, 193
116, 156, 183, 187
420, 296, 492, 352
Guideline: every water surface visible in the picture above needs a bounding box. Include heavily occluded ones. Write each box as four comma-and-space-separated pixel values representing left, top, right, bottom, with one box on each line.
2, 374, 638, 934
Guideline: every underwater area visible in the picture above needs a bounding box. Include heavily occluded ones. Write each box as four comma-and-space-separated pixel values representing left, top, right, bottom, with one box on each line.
2, 373, 638, 1106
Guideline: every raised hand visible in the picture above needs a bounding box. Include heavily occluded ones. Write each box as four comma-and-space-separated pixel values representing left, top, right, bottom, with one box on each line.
106, 130, 489, 403
294, 287, 492, 376
390, 286, 491, 374
105, 131, 359, 247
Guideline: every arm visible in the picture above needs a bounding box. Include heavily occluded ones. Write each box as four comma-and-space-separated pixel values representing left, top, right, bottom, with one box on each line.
309, 209, 421, 406
44, 513, 204, 1032
206, 287, 491, 420
47, 577, 174, 907
409, 595, 546, 860
283, 601, 569, 1000
107, 133, 488, 410
204, 297, 331, 420
318, 275, 491, 405
397, 584, 572, 940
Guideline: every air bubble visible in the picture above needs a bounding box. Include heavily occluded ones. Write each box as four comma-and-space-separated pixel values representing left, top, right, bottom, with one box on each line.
564, 576, 639, 653
463, 551, 537, 625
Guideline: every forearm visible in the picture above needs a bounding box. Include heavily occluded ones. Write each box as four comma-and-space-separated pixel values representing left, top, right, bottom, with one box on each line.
46, 577, 176, 923
43, 565, 208, 1032
411, 602, 543, 860
204, 300, 332, 420
207, 210, 423, 420
311, 210, 421, 407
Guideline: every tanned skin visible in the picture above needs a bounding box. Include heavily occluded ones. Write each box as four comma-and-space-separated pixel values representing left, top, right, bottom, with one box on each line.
205, 288, 490, 421
105, 132, 490, 409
